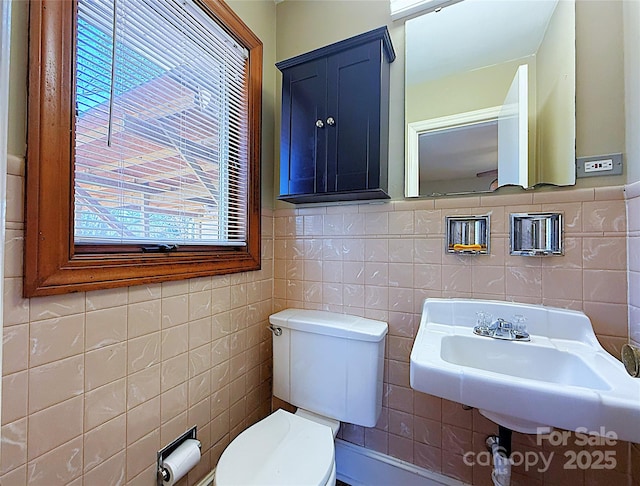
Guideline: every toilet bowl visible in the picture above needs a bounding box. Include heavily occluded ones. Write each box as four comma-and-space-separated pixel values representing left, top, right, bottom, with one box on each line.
214, 309, 388, 486
215, 409, 337, 486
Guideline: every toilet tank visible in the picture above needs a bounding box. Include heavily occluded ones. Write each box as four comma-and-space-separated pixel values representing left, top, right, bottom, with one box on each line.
270, 309, 388, 427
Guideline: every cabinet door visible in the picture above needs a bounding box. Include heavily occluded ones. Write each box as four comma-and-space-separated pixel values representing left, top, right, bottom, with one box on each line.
326, 42, 381, 192
280, 60, 327, 196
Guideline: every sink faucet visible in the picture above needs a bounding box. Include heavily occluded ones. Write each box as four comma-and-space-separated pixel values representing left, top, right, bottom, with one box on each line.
474, 318, 530, 341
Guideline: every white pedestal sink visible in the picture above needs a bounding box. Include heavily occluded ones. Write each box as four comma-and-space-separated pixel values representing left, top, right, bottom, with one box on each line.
410, 298, 640, 442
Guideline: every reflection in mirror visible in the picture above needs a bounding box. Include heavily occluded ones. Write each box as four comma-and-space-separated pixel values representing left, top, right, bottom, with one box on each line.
498, 63, 529, 189
420, 121, 497, 196
404, 0, 575, 197
408, 107, 501, 196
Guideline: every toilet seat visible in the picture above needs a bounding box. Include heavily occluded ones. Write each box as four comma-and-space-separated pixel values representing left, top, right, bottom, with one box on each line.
215, 409, 335, 486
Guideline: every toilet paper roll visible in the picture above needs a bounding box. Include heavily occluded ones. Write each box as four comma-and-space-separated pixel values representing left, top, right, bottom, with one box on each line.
161, 439, 201, 486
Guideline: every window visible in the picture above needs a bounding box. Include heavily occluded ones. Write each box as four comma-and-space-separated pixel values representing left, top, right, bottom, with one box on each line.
25, 0, 262, 297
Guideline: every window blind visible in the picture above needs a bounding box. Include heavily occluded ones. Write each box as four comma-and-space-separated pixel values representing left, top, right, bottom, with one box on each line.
74, 0, 250, 246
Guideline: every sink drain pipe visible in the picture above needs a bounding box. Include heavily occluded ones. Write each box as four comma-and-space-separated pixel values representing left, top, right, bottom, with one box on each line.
486, 426, 512, 486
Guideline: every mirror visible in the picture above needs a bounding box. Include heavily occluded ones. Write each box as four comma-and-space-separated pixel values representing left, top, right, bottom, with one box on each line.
405, 0, 576, 197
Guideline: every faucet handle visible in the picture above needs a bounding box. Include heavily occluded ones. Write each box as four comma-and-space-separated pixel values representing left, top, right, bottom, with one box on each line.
512, 314, 527, 333
476, 311, 493, 327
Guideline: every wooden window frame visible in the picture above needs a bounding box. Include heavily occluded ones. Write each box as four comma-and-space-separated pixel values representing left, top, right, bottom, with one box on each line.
25, 0, 262, 297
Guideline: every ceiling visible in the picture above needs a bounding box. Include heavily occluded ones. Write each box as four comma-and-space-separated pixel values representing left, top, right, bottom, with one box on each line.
406, 0, 559, 85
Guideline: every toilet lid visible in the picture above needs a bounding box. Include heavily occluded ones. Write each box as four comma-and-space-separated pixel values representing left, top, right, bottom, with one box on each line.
216, 409, 335, 486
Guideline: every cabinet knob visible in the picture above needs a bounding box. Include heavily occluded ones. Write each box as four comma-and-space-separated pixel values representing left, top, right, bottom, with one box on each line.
315, 119, 324, 128
326, 117, 335, 126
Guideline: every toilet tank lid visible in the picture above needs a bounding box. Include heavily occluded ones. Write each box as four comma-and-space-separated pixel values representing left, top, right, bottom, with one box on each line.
270, 309, 388, 342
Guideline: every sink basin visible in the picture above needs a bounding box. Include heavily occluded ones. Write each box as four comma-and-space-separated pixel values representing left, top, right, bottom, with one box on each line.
410, 298, 640, 441
440, 335, 610, 390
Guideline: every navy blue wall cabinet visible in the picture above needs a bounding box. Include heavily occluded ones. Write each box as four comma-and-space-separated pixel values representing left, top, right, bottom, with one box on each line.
276, 27, 395, 204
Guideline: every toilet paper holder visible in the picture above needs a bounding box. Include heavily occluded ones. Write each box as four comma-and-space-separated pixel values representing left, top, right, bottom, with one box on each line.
157, 426, 198, 486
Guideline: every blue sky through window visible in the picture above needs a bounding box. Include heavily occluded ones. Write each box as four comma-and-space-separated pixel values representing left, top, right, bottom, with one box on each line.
76, 18, 164, 113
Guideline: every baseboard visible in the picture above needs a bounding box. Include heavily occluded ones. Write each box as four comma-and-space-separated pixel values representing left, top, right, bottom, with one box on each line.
335, 439, 469, 486
195, 468, 215, 486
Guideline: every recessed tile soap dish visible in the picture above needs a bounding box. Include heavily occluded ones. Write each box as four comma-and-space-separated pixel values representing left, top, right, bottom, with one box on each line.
510, 212, 563, 256
445, 215, 490, 254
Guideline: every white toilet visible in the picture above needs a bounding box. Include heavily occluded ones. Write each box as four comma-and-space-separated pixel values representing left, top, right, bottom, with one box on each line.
215, 308, 388, 486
